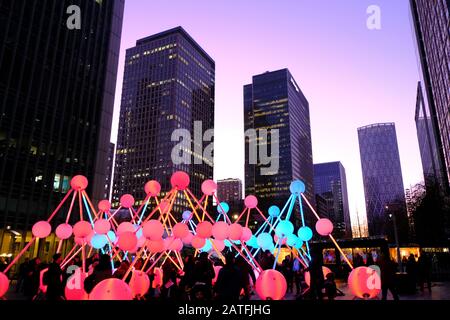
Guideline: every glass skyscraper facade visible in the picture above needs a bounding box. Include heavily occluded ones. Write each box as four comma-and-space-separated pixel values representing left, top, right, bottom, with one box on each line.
0, 0, 124, 250
244, 69, 314, 225
313, 162, 351, 238
113, 27, 215, 211
358, 123, 409, 242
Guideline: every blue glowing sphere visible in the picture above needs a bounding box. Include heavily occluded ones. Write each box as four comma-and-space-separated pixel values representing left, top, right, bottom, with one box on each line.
182, 211, 192, 221
257, 233, 273, 250
217, 202, 229, 214
275, 220, 294, 238
290, 180, 306, 194
107, 230, 116, 242
91, 234, 108, 249
294, 239, 304, 249
268, 205, 280, 217
286, 233, 298, 247
200, 239, 212, 252
246, 235, 258, 248
297, 226, 313, 241
224, 239, 232, 247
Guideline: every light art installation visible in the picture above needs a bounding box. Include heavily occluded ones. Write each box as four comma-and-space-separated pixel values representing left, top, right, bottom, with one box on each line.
0, 171, 375, 301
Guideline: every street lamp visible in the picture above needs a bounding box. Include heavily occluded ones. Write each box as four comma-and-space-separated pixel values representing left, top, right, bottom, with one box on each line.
386, 205, 403, 272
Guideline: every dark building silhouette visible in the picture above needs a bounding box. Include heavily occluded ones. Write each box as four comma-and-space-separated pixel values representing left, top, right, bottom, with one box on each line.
217, 178, 242, 203
0, 0, 124, 247
313, 162, 351, 238
104, 142, 115, 200
358, 123, 409, 243
244, 69, 314, 225
113, 27, 215, 211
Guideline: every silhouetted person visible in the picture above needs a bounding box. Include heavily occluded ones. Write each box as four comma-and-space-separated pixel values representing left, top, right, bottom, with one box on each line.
281, 256, 294, 293
214, 253, 245, 301
113, 260, 131, 283
366, 252, 375, 266
84, 254, 113, 294
324, 272, 337, 300
45, 253, 64, 300
379, 254, 399, 300
23, 258, 41, 300
235, 256, 255, 300
193, 252, 215, 300
353, 253, 364, 268
16, 258, 29, 293
418, 251, 432, 292
161, 261, 180, 300
260, 250, 275, 270
308, 248, 324, 300
293, 257, 304, 295
406, 254, 418, 291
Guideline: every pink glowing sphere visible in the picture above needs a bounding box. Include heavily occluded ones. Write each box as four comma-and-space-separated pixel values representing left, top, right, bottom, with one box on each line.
55, 223, 73, 240
228, 223, 243, 241
273, 235, 287, 245
142, 220, 164, 240
98, 200, 111, 212
241, 227, 253, 242
212, 221, 229, 240
146, 239, 165, 253
170, 171, 190, 190
94, 219, 111, 235
348, 266, 381, 299
120, 194, 135, 208
173, 223, 190, 239
89, 278, 132, 300
201, 179, 217, 196
144, 180, 161, 196
70, 175, 88, 191
191, 236, 206, 249
255, 269, 287, 300
32, 221, 52, 239
117, 231, 138, 251
65, 271, 87, 300
74, 237, 86, 245
244, 195, 258, 209
212, 266, 222, 285
159, 200, 170, 214
168, 238, 183, 252
305, 266, 332, 287
117, 222, 135, 235
130, 271, 150, 297
136, 235, 146, 248
211, 239, 225, 252
152, 268, 163, 289
0, 272, 9, 298
182, 232, 194, 245
196, 221, 213, 238
73, 221, 92, 239
315, 218, 334, 236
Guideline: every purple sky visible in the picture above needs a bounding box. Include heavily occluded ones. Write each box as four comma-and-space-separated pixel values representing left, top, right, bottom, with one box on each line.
111, 0, 424, 231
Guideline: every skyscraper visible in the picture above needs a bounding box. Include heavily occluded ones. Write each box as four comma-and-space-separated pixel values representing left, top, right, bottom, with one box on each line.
0, 0, 124, 252
244, 69, 314, 224
313, 162, 351, 238
113, 27, 215, 210
358, 123, 409, 242
217, 178, 242, 203
104, 143, 115, 200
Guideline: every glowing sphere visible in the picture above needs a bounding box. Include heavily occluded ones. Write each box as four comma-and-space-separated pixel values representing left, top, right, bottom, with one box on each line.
107, 231, 116, 243
146, 239, 165, 253
257, 233, 273, 250
136, 235, 146, 248
294, 238, 304, 249
65, 271, 87, 300
32, 221, 52, 238
142, 220, 164, 240
70, 175, 88, 191
159, 200, 171, 214
228, 223, 243, 241
73, 221, 92, 239
168, 238, 183, 252
273, 235, 287, 245
348, 266, 381, 299
211, 239, 225, 252
201, 179, 217, 196
244, 195, 258, 209
117, 231, 138, 251
305, 266, 332, 287
200, 239, 212, 252
144, 180, 161, 196
217, 202, 229, 214
275, 220, 294, 238
89, 278, 132, 300
255, 270, 287, 300
297, 226, 313, 242
315, 218, 334, 236
196, 221, 213, 238
91, 234, 108, 249
55, 223, 73, 240
97, 200, 111, 212
212, 266, 222, 285
94, 219, 110, 235
173, 223, 189, 239
74, 237, 86, 245
0, 272, 9, 298
117, 222, 134, 235
289, 180, 305, 194
286, 234, 298, 247
241, 227, 252, 242
129, 271, 150, 297
246, 235, 258, 248
182, 232, 194, 245
212, 221, 229, 240
120, 194, 135, 208
268, 205, 280, 217
170, 171, 190, 190
191, 236, 206, 249
182, 211, 192, 221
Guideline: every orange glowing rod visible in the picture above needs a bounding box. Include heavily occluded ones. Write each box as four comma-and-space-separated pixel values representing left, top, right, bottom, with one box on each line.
183, 190, 203, 222
186, 188, 215, 223
65, 190, 78, 224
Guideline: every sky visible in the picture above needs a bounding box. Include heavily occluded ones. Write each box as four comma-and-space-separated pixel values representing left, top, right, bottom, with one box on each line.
110, 0, 424, 232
